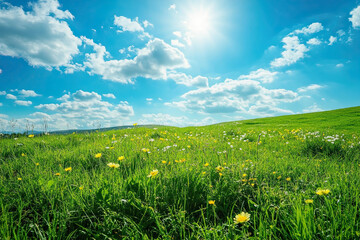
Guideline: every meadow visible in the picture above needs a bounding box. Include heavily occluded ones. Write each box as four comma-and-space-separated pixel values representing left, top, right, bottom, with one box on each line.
0, 106, 359, 239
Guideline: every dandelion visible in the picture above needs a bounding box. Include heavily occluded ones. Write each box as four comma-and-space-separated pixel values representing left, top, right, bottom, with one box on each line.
133, 123, 138, 126
55, 173, 61, 176
118, 156, 125, 161
21, 153, 26, 157
208, 200, 215, 205
107, 163, 120, 168
215, 166, 224, 172
219, 173, 223, 176
79, 186, 84, 190
148, 169, 159, 178
36, 163, 39, 166
162, 161, 167, 164
242, 173, 247, 177
234, 212, 250, 224
95, 153, 102, 158
316, 189, 330, 196
202, 171, 206, 174
65, 167, 72, 172
18, 178, 22, 181
305, 199, 314, 204
28, 134, 34, 138
286, 177, 291, 181
204, 163, 209, 167
277, 176, 282, 180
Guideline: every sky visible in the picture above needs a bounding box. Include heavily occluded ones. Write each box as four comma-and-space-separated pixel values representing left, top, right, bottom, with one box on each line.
0, 0, 360, 132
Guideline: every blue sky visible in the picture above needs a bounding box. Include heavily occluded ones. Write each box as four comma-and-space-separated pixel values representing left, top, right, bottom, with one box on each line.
0, 0, 360, 131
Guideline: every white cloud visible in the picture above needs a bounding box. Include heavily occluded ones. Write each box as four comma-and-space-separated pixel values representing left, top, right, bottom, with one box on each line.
0, 91, 6, 95
337, 30, 345, 37
114, 16, 144, 32
303, 103, 323, 113
173, 31, 182, 38
83, 37, 189, 83
0, 69, 2, 74
239, 68, 278, 83
271, 36, 308, 67
6, 94, 17, 100
103, 93, 116, 99
15, 100, 32, 106
0, 0, 81, 68
143, 20, 153, 28
139, 113, 188, 126
169, 4, 176, 11
328, 36, 337, 45
166, 79, 298, 114
167, 72, 208, 88
17, 89, 41, 97
171, 39, 185, 48
297, 84, 324, 92
336, 63, 344, 68
249, 105, 293, 117
349, 5, 360, 28
292, 22, 324, 35
33, 90, 134, 130
146, 98, 153, 101
0, 103, 3, 107
307, 38, 322, 45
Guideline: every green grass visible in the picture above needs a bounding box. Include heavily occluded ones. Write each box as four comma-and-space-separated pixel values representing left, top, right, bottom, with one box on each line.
1, 106, 360, 239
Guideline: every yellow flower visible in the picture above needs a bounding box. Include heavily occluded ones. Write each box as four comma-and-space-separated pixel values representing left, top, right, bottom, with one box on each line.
28, 134, 34, 138
65, 167, 72, 172
118, 156, 125, 161
219, 173, 223, 176
204, 163, 209, 167
95, 153, 102, 158
148, 169, 159, 178
55, 173, 61, 176
162, 161, 167, 164
208, 200, 215, 205
234, 212, 250, 224
79, 186, 84, 190
36, 163, 39, 166
21, 153, 26, 157
305, 199, 314, 204
277, 176, 282, 180
316, 189, 330, 196
133, 123, 138, 126
242, 173, 247, 177
286, 177, 291, 181
18, 177, 22, 181
202, 171, 206, 175
107, 163, 120, 168
215, 166, 224, 172
272, 171, 276, 174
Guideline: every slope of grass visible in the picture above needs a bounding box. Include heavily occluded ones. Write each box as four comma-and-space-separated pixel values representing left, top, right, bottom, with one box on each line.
0, 107, 359, 239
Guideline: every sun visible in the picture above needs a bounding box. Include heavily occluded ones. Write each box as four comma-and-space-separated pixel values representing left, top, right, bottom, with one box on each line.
187, 9, 211, 35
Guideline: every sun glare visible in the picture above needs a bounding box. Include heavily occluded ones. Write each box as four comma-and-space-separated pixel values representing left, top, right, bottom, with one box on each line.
187, 10, 211, 35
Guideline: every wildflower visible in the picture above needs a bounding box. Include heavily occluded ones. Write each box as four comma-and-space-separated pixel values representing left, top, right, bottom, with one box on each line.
65, 167, 72, 172
204, 163, 209, 167
305, 199, 314, 204
219, 173, 223, 176
286, 177, 291, 181
118, 156, 125, 161
272, 171, 276, 174
162, 161, 167, 164
316, 189, 330, 196
242, 173, 247, 177
148, 169, 159, 178
55, 173, 61, 176
277, 176, 282, 180
36, 163, 39, 166
21, 153, 26, 157
79, 186, 84, 190
202, 171, 206, 174
107, 163, 120, 168
28, 134, 34, 138
234, 212, 250, 224
133, 123, 138, 126
95, 153, 102, 158
215, 166, 224, 172
208, 200, 215, 205
18, 178, 22, 181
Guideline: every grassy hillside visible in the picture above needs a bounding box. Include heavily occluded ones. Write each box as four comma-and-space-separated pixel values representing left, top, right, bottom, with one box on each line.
0, 107, 359, 239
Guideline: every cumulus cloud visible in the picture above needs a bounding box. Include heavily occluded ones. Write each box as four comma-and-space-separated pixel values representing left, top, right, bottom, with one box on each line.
328, 36, 337, 45
171, 39, 185, 48
307, 38, 322, 45
0, 91, 6, 95
167, 72, 208, 88
33, 90, 134, 130
249, 105, 293, 117
271, 36, 308, 67
15, 100, 32, 106
292, 22, 324, 35
349, 5, 360, 28
239, 68, 278, 83
169, 4, 176, 11
336, 63, 344, 68
17, 89, 41, 97
166, 79, 298, 114
0, 0, 81, 68
303, 103, 323, 113
83, 37, 189, 83
297, 84, 324, 92
114, 16, 144, 32
0, 103, 3, 107
103, 93, 116, 99
6, 94, 17, 100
